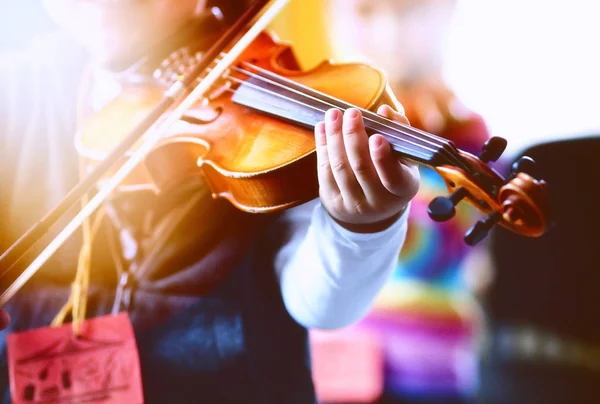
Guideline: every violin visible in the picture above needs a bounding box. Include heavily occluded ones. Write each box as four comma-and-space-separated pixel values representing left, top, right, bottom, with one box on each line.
80, 30, 550, 237
0, 0, 551, 305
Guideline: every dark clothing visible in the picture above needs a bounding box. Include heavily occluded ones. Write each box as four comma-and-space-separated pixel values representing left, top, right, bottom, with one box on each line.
487, 137, 600, 343
0, 220, 315, 403
0, 20, 316, 403
478, 137, 600, 403
478, 333, 600, 404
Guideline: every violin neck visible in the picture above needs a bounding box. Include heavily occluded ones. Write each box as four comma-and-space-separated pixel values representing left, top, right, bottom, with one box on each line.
232, 72, 460, 168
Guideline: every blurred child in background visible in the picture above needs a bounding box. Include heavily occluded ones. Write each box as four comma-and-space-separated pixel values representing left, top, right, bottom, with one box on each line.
312, 1, 490, 403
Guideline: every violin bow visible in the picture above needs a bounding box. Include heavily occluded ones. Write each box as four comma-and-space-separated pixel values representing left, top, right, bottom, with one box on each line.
0, 0, 290, 306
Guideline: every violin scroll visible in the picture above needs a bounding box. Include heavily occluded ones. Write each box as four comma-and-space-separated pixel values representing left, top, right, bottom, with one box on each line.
429, 138, 551, 245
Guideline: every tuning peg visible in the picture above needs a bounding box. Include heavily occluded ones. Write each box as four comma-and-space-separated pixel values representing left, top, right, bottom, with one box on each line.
479, 136, 508, 163
428, 187, 468, 222
511, 156, 537, 178
464, 211, 502, 245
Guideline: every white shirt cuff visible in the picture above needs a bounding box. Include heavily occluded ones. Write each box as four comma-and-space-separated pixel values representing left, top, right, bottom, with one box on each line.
317, 203, 411, 250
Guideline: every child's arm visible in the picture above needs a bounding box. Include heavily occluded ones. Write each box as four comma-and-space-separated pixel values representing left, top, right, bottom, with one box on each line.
275, 105, 419, 330
275, 199, 409, 330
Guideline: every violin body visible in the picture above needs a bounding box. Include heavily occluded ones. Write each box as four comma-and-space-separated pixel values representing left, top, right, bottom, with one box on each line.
78, 32, 399, 212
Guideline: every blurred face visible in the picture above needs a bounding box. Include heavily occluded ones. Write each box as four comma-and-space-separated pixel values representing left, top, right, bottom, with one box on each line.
330, 0, 456, 83
42, 0, 204, 68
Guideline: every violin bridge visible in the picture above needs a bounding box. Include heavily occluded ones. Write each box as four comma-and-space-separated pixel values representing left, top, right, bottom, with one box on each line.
205, 80, 232, 102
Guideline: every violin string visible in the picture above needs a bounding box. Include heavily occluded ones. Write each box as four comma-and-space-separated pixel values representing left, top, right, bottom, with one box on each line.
201, 54, 471, 171
229, 63, 473, 173
227, 68, 448, 159
232, 68, 438, 153
216, 52, 461, 152
200, 66, 436, 158
219, 77, 432, 161
207, 65, 465, 168
173, 54, 471, 171
205, 62, 444, 151
239, 62, 451, 148
204, 56, 445, 150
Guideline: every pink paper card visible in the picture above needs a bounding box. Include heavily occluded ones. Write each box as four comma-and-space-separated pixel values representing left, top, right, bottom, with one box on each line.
7, 313, 143, 403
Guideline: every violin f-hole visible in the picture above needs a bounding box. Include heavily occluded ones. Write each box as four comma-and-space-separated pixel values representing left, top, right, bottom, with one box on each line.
181, 106, 223, 125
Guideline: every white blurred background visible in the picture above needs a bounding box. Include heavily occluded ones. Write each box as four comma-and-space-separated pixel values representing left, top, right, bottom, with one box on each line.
445, 0, 600, 155
2, 0, 599, 158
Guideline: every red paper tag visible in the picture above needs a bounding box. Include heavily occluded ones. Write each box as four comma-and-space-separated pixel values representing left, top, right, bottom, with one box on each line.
310, 328, 384, 403
7, 313, 143, 404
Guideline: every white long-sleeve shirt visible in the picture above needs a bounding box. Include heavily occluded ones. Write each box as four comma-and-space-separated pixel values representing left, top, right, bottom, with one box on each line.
276, 200, 408, 329
0, 32, 408, 331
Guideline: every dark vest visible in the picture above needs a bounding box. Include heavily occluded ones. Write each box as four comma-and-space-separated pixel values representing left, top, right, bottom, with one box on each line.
0, 195, 316, 403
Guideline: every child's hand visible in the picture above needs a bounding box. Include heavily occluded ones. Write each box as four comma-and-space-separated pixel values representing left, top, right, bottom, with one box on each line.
315, 105, 420, 233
